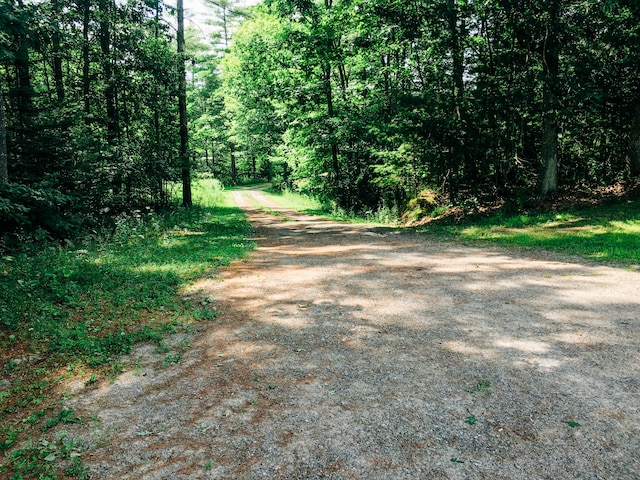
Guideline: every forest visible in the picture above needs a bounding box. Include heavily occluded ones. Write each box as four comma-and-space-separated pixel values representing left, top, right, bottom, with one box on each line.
1, 0, 639, 250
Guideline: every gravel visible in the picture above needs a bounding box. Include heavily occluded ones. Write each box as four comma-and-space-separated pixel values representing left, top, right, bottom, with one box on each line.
62, 187, 640, 479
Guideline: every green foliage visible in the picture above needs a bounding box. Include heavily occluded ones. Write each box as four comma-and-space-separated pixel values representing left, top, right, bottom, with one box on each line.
3, 435, 88, 480
214, 0, 640, 218
1, 0, 184, 250
0, 180, 253, 478
0, 182, 80, 248
468, 380, 493, 393
42, 409, 81, 432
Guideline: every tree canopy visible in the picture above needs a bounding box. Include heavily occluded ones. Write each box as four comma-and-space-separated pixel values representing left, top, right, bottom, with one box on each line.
1, 0, 639, 250
217, 0, 640, 212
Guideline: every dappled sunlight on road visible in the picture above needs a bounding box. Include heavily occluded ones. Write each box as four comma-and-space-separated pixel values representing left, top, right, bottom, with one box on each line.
65, 187, 640, 480
493, 338, 551, 354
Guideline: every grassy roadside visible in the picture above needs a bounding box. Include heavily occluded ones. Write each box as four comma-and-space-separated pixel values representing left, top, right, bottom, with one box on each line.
422, 200, 640, 267
259, 188, 397, 225
256, 186, 639, 267
0, 179, 253, 478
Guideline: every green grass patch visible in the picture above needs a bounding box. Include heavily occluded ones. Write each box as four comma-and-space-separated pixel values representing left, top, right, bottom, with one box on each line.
261, 188, 398, 225
261, 188, 325, 212
0, 178, 253, 478
422, 200, 640, 266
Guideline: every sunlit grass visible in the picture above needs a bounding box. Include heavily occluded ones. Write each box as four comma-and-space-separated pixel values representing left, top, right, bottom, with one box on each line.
261, 188, 325, 211
0, 178, 254, 478
260, 188, 397, 225
425, 200, 640, 266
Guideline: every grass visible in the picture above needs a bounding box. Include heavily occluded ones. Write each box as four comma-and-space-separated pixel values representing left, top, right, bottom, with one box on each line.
0, 178, 254, 478
468, 380, 493, 394
260, 188, 398, 225
422, 199, 640, 267
244, 183, 638, 266
261, 188, 325, 212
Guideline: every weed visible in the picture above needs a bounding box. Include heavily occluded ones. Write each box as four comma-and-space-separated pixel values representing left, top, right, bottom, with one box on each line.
43, 408, 81, 431
155, 341, 170, 354
565, 420, 581, 428
22, 410, 46, 426
469, 380, 492, 394
85, 373, 97, 386
451, 457, 464, 463
162, 354, 182, 367
204, 460, 212, 470
0, 429, 17, 451
196, 422, 211, 435
465, 414, 477, 425
5, 435, 87, 479
107, 362, 125, 380
66, 456, 89, 478
193, 306, 217, 321
4, 360, 17, 374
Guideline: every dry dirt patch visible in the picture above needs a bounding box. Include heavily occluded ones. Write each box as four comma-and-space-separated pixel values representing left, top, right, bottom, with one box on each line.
63, 187, 640, 479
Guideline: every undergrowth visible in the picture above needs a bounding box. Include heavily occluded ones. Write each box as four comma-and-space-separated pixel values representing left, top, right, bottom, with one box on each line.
0, 179, 254, 478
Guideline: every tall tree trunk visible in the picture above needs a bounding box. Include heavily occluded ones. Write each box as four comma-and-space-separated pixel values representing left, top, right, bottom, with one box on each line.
447, 0, 468, 201
230, 142, 237, 185
177, 0, 192, 206
52, 0, 65, 102
14, 0, 34, 138
324, 65, 340, 181
0, 88, 8, 184
82, 0, 91, 116
322, 0, 340, 199
99, 0, 118, 144
538, 4, 560, 196
629, 103, 640, 178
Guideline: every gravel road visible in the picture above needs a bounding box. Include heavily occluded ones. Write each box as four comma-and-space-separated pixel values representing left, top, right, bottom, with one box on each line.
66, 187, 640, 479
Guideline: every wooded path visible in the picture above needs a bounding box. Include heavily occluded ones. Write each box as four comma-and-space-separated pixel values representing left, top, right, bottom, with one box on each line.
69, 187, 640, 479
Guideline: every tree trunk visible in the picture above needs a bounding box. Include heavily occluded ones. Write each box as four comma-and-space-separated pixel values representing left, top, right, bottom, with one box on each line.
230, 142, 237, 185
177, 0, 192, 206
82, 0, 91, 116
447, 0, 469, 201
14, 0, 34, 136
538, 5, 560, 196
324, 65, 340, 181
52, 0, 65, 102
0, 87, 8, 184
629, 103, 640, 178
99, 0, 118, 144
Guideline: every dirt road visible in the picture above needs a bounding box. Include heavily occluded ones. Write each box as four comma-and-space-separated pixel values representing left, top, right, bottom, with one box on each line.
68, 187, 640, 479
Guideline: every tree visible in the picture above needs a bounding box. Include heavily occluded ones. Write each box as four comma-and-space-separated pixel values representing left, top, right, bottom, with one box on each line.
177, 0, 192, 206
0, 0, 190, 246
537, 0, 561, 196
0, 87, 7, 184
205, 0, 246, 48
